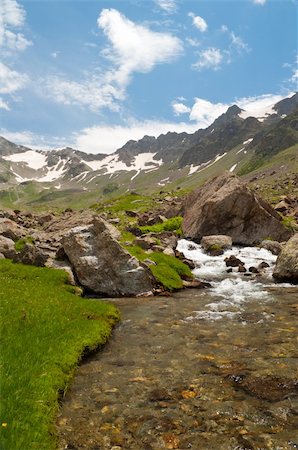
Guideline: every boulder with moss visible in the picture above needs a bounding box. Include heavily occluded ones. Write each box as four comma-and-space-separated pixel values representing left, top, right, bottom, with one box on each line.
62, 217, 155, 296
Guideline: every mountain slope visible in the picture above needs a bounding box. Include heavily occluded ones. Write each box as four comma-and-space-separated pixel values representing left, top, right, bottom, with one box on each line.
0, 93, 297, 209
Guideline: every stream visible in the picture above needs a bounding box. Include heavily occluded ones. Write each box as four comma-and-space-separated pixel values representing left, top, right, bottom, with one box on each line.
57, 240, 298, 450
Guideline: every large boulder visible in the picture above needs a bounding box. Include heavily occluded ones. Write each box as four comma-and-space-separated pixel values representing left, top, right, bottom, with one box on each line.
62, 217, 154, 296
182, 172, 292, 245
273, 234, 298, 284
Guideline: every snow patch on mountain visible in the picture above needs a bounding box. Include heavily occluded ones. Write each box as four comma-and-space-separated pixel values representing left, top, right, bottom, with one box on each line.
37, 158, 68, 182
3, 150, 47, 170
84, 152, 162, 175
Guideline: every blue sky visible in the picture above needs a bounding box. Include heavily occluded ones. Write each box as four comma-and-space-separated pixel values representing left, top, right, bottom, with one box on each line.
1, 0, 297, 153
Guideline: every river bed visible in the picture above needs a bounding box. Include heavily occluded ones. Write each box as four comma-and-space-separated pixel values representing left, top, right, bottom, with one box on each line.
57, 241, 298, 450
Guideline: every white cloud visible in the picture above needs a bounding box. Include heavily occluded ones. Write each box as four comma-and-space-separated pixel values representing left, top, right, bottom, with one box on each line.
0, 98, 10, 110
230, 32, 250, 53
0, 0, 32, 52
0, 0, 31, 110
73, 119, 199, 154
1, 0, 26, 28
291, 69, 298, 83
188, 12, 208, 32
44, 74, 123, 112
253, 0, 267, 5
154, 0, 177, 13
0, 62, 28, 94
237, 93, 293, 117
46, 9, 183, 112
189, 98, 229, 127
176, 92, 295, 129
186, 37, 200, 47
172, 101, 191, 115
97, 8, 183, 87
193, 48, 223, 70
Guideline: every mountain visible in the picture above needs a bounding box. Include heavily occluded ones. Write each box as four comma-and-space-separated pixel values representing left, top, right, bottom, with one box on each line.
0, 92, 297, 208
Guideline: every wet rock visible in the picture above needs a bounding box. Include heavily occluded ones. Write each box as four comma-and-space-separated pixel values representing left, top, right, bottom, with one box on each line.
273, 234, 298, 284
258, 261, 270, 270
230, 375, 298, 402
148, 388, 173, 402
201, 235, 232, 256
249, 266, 259, 274
62, 217, 155, 296
182, 280, 211, 289
182, 172, 292, 245
225, 255, 245, 267
260, 239, 282, 255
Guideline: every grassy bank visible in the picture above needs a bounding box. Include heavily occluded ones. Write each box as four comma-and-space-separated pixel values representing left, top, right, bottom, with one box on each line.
0, 260, 120, 450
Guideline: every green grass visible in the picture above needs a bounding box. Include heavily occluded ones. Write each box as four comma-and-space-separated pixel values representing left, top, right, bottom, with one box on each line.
150, 263, 183, 291
139, 216, 183, 235
14, 236, 35, 252
127, 245, 192, 291
0, 260, 120, 450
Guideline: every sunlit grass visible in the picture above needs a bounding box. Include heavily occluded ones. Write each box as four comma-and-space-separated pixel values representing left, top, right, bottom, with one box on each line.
0, 260, 120, 450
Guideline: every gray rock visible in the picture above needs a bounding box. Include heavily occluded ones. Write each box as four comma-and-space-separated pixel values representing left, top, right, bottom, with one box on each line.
260, 239, 282, 255
14, 244, 49, 267
0, 218, 26, 241
0, 235, 15, 257
201, 235, 232, 255
273, 234, 298, 284
182, 172, 292, 245
62, 217, 154, 296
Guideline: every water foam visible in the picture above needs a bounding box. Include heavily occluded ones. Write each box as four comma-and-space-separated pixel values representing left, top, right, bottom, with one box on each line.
177, 239, 278, 322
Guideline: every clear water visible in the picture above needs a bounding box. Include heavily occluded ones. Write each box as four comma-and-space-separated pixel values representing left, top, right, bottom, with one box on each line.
57, 242, 298, 450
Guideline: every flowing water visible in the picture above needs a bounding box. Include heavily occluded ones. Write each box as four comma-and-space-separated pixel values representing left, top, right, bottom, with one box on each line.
57, 241, 298, 450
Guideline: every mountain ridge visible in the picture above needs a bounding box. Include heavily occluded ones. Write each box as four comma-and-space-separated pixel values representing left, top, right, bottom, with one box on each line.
0, 92, 297, 208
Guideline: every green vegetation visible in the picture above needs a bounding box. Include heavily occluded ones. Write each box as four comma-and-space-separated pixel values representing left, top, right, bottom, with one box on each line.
127, 245, 192, 291
281, 215, 298, 232
150, 263, 183, 291
0, 260, 119, 450
14, 236, 35, 252
139, 216, 183, 235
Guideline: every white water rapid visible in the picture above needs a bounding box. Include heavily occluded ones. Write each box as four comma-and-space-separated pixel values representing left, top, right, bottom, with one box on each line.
176, 239, 282, 322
